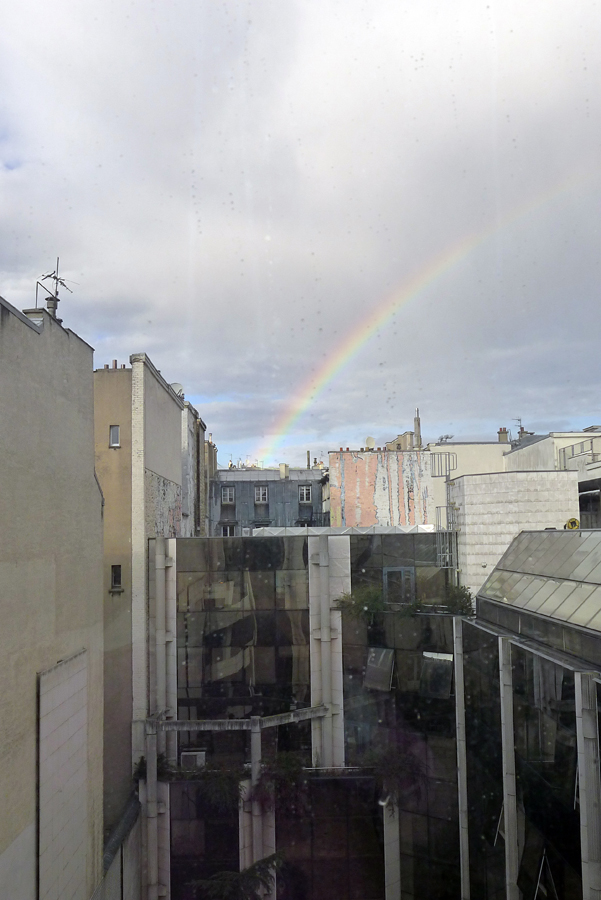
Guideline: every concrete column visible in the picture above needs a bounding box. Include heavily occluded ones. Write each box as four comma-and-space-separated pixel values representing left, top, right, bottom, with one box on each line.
453, 618, 470, 899
250, 717, 263, 863
319, 535, 333, 767
165, 538, 178, 765
308, 537, 323, 765
155, 537, 167, 755
131, 355, 147, 765
383, 803, 401, 900
575, 673, 601, 899
498, 637, 519, 900
146, 724, 159, 900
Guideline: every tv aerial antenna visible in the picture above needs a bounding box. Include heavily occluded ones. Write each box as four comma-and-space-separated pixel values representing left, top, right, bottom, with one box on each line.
35, 257, 77, 321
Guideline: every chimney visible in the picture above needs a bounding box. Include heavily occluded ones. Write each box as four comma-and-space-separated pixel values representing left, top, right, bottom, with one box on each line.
209, 433, 212, 443
104, 364, 109, 370
112, 359, 117, 369
498, 427, 509, 443
279, 463, 289, 480
307, 450, 311, 469
414, 407, 422, 449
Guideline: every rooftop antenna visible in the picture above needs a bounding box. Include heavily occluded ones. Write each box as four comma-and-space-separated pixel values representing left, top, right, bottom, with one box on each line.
36, 257, 75, 321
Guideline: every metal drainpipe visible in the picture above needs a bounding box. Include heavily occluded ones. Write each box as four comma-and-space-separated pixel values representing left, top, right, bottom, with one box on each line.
165, 539, 177, 765
319, 535, 333, 767
146, 723, 159, 900
250, 716, 263, 862
155, 537, 167, 755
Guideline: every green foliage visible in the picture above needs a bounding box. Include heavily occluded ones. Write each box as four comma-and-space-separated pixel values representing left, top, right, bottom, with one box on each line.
189, 852, 283, 900
133, 755, 244, 814
251, 752, 309, 817
336, 584, 385, 625
444, 584, 474, 615
356, 744, 427, 809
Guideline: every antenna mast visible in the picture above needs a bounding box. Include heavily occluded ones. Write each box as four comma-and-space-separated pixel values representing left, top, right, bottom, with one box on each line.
37, 257, 73, 321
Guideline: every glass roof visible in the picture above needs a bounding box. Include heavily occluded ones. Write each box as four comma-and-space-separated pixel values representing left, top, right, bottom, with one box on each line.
479, 530, 601, 633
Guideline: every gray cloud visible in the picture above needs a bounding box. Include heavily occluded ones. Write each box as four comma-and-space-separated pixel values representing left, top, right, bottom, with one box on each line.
1, 0, 600, 466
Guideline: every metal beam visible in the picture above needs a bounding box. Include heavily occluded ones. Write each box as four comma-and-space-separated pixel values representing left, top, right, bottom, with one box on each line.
498, 637, 519, 900
152, 704, 328, 733
575, 672, 601, 899
453, 617, 470, 899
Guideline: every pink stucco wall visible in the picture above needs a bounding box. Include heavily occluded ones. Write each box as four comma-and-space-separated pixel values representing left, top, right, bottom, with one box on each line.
329, 450, 435, 527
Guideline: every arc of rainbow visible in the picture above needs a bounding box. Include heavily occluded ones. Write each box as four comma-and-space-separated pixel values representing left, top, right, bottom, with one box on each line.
256, 170, 596, 463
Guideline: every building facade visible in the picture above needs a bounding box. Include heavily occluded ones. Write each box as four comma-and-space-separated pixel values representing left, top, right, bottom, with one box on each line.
94, 354, 207, 836
138, 528, 601, 899
0, 297, 104, 899
209, 465, 327, 535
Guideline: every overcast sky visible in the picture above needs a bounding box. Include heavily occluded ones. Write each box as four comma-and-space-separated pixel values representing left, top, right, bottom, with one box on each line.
2, 1, 600, 466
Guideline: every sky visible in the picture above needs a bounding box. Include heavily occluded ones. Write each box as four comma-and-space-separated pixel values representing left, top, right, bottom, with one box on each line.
1, 1, 600, 467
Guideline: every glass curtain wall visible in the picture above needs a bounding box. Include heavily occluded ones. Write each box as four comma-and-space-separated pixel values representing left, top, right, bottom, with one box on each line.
511, 647, 582, 899
462, 622, 505, 900
343, 534, 460, 900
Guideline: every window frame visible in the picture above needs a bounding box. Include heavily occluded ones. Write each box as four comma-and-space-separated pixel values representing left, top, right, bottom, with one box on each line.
254, 485, 268, 504
221, 486, 235, 505
110, 564, 123, 592
222, 525, 236, 537
109, 424, 120, 448
299, 484, 312, 504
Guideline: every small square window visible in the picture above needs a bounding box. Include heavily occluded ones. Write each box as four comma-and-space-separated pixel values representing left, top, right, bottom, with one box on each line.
222, 525, 236, 537
255, 486, 268, 504
111, 565, 122, 589
109, 425, 120, 447
299, 485, 312, 503
222, 486, 235, 504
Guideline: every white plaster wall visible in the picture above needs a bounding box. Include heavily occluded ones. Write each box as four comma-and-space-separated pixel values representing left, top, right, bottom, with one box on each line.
0, 823, 36, 900
451, 470, 580, 595
39, 651, 88, 900
142, 361, 183, 485
0, 301, 103, 897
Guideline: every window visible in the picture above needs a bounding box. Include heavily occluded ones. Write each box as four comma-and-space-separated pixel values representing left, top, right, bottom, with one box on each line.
221, 486, 235, 504
299, 485, 312, 503
222, 525, 236, 537
109, 425, 120, 447
254, 486, 268, 504
111, 564, 122, 589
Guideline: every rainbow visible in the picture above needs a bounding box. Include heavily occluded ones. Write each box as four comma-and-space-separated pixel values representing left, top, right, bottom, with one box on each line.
255, 171, 595, 463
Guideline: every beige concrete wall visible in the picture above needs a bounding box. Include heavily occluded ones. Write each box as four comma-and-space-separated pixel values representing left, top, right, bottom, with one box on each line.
0, 300, 103, 898
450, 470, 580, 595
94, 367, 134, 833
504, 433, 598, 472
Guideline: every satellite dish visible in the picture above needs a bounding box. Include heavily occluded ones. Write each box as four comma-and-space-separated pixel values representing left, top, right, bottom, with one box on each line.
365, 436, 375, 449
170, 382, 184, 397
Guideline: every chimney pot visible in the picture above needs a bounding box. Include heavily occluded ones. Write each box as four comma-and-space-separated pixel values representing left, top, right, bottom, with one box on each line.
104, 364, 109, 369
112, 359, 117, 369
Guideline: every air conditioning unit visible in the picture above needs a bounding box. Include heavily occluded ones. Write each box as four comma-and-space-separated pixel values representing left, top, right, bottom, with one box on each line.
180, 751, 206, 770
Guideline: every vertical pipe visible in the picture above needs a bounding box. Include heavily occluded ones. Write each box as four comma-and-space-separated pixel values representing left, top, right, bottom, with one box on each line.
575, 673, 601, 899
319, 535, 333, 766
155, 536, 167, 755
146, 724, 159, 900
383, 801, 401, 900
453, 618, 470, 899
251, 717, 263, 863
165, 538, 178, 765
498, 638, 519, 900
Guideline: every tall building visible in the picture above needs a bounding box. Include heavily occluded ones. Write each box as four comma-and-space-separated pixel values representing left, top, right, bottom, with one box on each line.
0, 296, 104, 899
94, 354, 207, 837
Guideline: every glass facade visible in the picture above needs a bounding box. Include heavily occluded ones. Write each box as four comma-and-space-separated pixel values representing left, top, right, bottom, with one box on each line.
166, 529, 601, 899
344, 534, 460, 900
176, 537, 311, 763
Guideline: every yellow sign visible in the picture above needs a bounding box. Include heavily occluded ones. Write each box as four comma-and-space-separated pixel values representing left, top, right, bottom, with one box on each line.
566, 518, 580, 530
